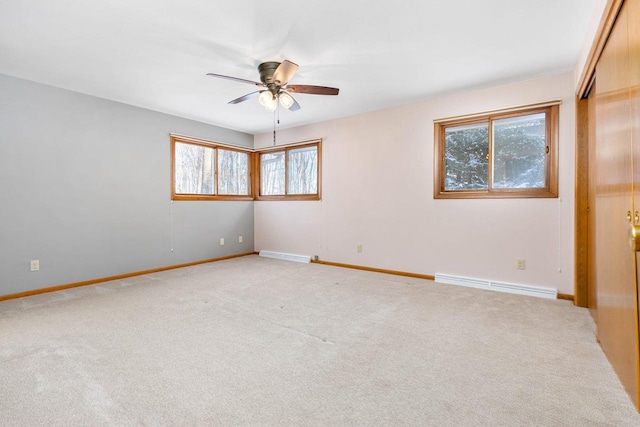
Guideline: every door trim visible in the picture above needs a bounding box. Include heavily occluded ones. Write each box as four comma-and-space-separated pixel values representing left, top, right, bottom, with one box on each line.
576, 0, 625, 98
575, 0, 625, 306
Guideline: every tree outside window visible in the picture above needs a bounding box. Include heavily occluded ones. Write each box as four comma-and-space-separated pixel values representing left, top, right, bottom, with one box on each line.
434, 104, 558, 199
171, 137, 251, 201
171, 136, 321, 201
257, 142, 320, 200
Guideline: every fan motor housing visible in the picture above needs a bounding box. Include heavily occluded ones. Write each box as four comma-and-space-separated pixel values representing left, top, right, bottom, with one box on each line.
258, 62, 281, 86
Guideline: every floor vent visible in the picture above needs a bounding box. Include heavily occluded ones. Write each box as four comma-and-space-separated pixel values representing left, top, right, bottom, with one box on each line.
434, 273, 557, 300
259, 251, 311, 264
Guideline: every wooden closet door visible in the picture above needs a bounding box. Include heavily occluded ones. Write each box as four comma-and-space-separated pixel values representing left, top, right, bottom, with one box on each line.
630, 0, 640, 401
594, 0, 639, 407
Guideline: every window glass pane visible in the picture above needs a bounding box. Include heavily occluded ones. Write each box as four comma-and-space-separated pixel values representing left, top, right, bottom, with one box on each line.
174, 142, 215, 194
217, 149, 249, 195
287, 146, 318, 195
492, 112, 546, 189
261, 151, 285, 195
444, 122, 489, 190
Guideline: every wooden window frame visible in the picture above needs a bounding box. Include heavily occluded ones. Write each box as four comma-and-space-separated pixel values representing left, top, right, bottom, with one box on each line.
171, 135, 321, 202
254, 141, 322, 201
171, 135, 253, 201
434, 103, 559, 199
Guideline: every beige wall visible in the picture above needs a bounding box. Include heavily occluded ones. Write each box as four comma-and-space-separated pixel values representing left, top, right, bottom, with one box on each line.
254, 72, 576, 294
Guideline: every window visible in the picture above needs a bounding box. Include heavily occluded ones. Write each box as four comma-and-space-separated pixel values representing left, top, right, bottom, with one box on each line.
434, 103, 558, 198
171, 136, 252, 201
256, 142, 321, 200
171, 135, 321, 201
217, 148, 250, 195
260, 151, 285, 196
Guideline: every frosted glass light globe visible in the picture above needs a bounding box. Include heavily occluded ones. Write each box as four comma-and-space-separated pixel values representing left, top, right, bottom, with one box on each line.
279, 92, 294, 109
258, 91, 274, 107
265, 96, 277, 111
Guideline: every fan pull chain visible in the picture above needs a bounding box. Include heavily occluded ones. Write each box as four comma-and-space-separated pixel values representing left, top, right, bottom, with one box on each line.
273, 101, 282, 145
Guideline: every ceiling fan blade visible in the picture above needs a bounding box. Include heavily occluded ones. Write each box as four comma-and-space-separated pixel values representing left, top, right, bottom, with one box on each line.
285, 85, 339, 95
272, 60, 299, 85
287, 94, 301, 111
228, 91, 260, 104
207, 73, 264, 87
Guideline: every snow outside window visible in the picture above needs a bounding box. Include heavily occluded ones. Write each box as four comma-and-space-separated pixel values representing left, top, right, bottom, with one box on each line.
434, 104, 558, 199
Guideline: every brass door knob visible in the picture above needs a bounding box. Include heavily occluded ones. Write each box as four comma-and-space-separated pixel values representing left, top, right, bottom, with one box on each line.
627, 211, 633, 222
630, 224, 640, 251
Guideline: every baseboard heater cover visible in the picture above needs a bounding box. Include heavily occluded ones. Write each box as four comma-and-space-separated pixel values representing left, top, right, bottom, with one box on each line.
434, 273, 557, 300
259, 250, 311, 264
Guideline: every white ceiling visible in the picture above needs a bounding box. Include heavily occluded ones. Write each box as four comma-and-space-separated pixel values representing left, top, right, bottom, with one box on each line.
0, 0, 595, 135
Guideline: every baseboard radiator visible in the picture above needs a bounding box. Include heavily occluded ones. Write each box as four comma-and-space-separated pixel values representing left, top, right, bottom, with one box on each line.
259, 250, 311, 264
434, 273, 557, 300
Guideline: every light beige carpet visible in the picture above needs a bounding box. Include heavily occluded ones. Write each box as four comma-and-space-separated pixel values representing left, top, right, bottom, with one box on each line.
1, 255, 639, 426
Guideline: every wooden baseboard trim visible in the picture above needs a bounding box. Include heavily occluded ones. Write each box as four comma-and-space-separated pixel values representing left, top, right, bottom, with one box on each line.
0, 252, 257, 302
311, 259, 435, 281
312, 260, 573, 302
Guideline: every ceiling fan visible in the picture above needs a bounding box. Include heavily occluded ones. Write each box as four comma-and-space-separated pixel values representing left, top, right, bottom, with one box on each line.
207, 60, 339, 112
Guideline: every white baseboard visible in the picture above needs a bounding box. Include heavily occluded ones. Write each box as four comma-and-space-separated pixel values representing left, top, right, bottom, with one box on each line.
259, 250, 311, 264
434, 273, 557, 299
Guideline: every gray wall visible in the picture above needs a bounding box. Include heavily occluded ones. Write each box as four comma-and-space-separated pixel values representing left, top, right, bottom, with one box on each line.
0, 73, 254, 296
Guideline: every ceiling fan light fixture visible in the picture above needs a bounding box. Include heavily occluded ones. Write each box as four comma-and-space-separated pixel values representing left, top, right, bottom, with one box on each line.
258, 90, 274, 107
279, 92, 294, 109
265, 96, 278, 112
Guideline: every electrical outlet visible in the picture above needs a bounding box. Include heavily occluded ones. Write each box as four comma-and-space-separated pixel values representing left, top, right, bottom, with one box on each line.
356, 244, 363, 253
220, 238, 225, 246
238, 236, 243, 243
30, 260, 39, 271
516, 258, 525, 270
